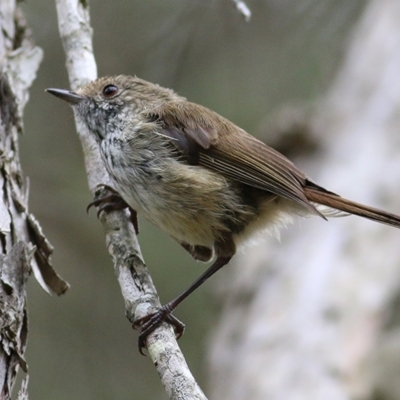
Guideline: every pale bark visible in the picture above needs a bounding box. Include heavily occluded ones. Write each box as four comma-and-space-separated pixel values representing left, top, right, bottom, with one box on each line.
209, 0, 400, 399
53, 0, 207, 398
0, 0, 68, 398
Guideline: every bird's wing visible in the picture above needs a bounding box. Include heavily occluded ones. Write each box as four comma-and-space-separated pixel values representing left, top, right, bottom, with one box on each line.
144, 101, 320, 215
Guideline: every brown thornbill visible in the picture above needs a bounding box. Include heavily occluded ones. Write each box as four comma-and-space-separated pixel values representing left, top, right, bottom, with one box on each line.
47, 75, 400, 353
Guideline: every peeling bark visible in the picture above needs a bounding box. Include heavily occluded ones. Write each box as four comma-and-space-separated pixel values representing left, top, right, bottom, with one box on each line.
0, 1, 68, 397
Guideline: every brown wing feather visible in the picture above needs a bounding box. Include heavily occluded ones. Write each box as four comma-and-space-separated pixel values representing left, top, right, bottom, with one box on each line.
145, 101, 321, 216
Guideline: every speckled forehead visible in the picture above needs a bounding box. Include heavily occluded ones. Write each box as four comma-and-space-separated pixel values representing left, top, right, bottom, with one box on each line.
75, 75, 182, 104
77, 75, 141, 99
77, 77, 114, 97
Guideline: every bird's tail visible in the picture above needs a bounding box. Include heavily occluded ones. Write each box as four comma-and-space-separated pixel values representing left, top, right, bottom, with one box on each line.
304, 182, 400, 229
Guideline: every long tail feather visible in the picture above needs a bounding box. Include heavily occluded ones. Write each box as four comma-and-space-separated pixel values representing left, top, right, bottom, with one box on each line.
304, 184, 400, 229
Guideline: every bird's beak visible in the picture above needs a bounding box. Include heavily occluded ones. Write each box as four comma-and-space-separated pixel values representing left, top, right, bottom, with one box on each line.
46, 88, 85, 105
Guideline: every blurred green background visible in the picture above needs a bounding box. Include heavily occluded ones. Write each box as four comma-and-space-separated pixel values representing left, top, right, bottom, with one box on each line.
19, 0, 364, 398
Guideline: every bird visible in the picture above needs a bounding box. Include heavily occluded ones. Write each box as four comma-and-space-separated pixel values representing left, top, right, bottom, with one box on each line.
46, 75, 400, 353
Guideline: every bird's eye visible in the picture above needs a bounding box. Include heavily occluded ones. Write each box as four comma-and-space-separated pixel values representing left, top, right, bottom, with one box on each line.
102, 84, 118, 98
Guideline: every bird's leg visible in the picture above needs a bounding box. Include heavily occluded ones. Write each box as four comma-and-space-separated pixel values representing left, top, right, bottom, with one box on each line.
179, 242, 213, 262
133, 255, 232, 355
87, 184, 139, 234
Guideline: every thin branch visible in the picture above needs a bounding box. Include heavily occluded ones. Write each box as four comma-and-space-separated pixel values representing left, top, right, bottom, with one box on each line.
53, 0, 207, 398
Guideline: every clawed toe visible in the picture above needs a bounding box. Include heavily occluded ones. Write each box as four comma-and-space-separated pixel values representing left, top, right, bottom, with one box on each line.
87, 185, 139, 234
133, 308, 185, 355
87, 193, 127, 216
87, 185, 127, 214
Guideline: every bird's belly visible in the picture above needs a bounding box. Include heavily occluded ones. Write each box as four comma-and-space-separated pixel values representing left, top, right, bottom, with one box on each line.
119, 183, 218, 246
108, 161, 245, 248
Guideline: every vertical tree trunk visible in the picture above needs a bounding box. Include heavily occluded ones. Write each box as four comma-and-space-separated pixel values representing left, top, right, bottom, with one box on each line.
0, 1, 68, 397
208, 0, 400, 398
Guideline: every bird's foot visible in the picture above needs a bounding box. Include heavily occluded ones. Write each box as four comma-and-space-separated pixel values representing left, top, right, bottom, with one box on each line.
87, 184, 139, 234
133, 306, 185, 355
87, 185, 127, 216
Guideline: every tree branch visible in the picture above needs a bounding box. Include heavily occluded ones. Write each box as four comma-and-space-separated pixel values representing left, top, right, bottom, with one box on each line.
53, 0, 207, 398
